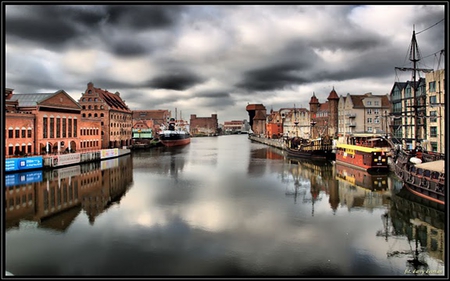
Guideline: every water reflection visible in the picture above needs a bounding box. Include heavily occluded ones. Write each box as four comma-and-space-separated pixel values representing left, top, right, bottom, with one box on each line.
4, 136, 445, 276
5, 155, 134, 230
334, 163, 392, 211
377, 186, 445, 275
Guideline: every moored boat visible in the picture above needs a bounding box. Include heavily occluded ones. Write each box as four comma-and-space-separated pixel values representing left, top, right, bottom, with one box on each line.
159, 117, 191, 147
335, 133, 391, 172
284, 135, 335, 161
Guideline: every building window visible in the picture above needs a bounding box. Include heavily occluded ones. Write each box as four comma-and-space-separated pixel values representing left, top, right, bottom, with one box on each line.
43, 117, 48, 138
27, 129, 32, 138
56, 118, 61, 138
367, 127, 373, 132
21, 129, 26, 138
27, 145, 32, 154
62, 118, 67, 138
50, 118, 54, 138
430, 127, 437, 138
8, 129, 13, 138
367, 101, 372, 106
15, 129, 20, 138
431, 142, 438, 152
8, 146, 13, 155
74, 119, 77, 137
367, 109, 372, 115
68, 119, 72, 138
430, 111, 437, 122
406, 87, 411, 98
429, 81, 436, 92
367, 118, 372, 123
374, 101, 379, 106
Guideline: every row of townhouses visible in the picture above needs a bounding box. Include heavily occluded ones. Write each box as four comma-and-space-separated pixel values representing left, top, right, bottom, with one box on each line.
247, 69, 445, 154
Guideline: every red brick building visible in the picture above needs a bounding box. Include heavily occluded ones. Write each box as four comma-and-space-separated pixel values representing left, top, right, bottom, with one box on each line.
190, 114, 218, 136
132, 109, 171, 134
309, 88, 339, 138
78, 82, 133, 149
246, 104, 266, 136
5, 88, 101, 157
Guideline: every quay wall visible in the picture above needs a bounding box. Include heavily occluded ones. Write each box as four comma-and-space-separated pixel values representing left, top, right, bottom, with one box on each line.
248, 134, 285, 150
42, 148, 131, 169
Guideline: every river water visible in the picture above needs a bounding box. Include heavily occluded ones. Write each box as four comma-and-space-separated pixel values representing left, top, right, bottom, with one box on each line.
4, 134, 445, 276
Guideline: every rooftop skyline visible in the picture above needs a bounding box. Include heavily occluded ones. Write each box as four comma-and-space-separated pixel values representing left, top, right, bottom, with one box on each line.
4, 4, 446, 123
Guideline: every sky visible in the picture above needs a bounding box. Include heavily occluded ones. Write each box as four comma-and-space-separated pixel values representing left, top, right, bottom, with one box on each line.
3, 4, 446, 123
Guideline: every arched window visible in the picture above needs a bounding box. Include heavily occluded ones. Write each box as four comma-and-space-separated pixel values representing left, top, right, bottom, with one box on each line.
94, 113, 98, 117
88, 113, 92, 117
100, 113, 104, 117
82, 106, 86, 110
82, 113, 86, 117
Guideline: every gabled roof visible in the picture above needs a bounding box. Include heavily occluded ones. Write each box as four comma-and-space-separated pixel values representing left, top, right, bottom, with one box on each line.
90, 86, 131, 112
11, 93, 55, 107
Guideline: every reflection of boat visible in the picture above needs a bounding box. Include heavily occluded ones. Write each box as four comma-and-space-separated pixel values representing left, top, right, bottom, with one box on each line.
285, 135, 335, 161
392, 29, 445, 206
335, 133, 390, 172
335, 162, 389, 192
159, 117, 191, 147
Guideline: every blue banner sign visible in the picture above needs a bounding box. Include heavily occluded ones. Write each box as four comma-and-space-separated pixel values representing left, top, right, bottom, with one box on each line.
5, 170, 43, 186
5, 156, 43, 172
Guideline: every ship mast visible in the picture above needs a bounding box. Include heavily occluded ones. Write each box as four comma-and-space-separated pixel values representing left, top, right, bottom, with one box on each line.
395, 27, 432, 149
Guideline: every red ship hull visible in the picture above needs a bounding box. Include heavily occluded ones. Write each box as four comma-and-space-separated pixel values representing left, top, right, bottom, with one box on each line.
160, 138, 190, 147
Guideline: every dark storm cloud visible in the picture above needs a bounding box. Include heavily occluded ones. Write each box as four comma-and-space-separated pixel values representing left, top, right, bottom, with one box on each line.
6, 9, 79, 46
102, 5, 184, 30
5, 5, 184, 50
110, 41, 148, 57
236, 61, 311, 91
145, 71, 205, 91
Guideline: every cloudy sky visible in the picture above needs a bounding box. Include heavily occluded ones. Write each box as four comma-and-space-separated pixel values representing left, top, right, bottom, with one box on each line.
4, 4, 446, 123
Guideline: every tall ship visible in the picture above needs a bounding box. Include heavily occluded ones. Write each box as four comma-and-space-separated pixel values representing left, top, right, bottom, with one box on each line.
392, 28, 445, 205
335, 133, 391, 172
284, 106, 335, 161
159, 117, 191, 147
285, 135, 335, 161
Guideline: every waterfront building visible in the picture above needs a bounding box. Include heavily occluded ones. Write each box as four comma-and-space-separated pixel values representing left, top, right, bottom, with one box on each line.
190, 114, 219, 136
279, 107, 310, 139
246, 104, 266, 136
390, 78, 426, 150
132, 109, 171, 134
424, 69, 445, 154
78, 82, 132, 149
132, 119, 154, 140
223, 120, 245, 134
5, 88, 101, 157
337, 92, 390, 136
265, 109, 283, 139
